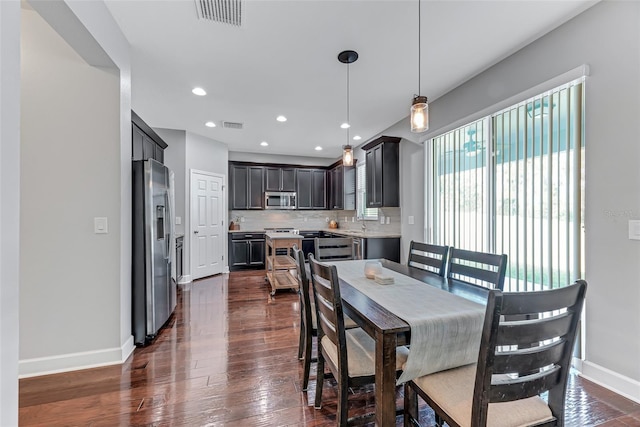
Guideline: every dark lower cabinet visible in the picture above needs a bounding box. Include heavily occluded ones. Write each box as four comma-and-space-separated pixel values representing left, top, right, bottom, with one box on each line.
364, 237, 400, 263
229, 233, 265, 271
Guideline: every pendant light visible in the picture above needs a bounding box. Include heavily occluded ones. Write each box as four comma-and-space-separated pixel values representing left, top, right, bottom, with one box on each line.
410, 0, 429, 133
338, 50, 358, 166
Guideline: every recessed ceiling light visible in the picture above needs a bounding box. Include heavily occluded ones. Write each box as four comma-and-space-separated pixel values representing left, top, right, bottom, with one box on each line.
260, 141, 269, 147
192, 87, 206, 96
340, 122, 350, 129
315, 146, 323, 151
276, 115, 287, 122
205, 121, 216, 128
353, 135, 362, 141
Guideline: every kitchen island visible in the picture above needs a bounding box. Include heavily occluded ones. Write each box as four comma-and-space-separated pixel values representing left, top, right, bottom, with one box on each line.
265, 232, 302, 295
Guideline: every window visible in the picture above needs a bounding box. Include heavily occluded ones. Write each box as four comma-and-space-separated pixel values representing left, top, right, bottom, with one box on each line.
357, 163, 378, 220
431, 80, 584, 292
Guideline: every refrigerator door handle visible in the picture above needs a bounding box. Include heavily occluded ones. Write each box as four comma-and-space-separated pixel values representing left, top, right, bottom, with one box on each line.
164, 192, 171, 260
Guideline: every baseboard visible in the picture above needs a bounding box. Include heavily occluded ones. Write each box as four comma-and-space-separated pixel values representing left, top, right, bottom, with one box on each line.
19, 336, 135, 378
580, 360, 640, 403
178, 274, 192, 284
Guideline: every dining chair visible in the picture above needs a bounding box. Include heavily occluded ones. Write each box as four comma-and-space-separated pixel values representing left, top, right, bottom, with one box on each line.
407, 241, 449, 277
404, 280, 587, 427
292, 246, 358, 392
447, 248, 508, 291
308, 254, 409, 426
314, 237, 354, 261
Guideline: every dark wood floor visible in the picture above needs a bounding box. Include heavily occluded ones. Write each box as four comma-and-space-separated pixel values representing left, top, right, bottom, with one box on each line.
19, 270, 640, 426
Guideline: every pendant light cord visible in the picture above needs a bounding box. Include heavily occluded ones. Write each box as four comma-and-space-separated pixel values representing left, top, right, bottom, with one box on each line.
346, 63, 350, 142
418, 0, 421, 95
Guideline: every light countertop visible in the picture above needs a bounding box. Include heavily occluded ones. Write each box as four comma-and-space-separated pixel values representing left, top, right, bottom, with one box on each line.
229, 229, 400, 238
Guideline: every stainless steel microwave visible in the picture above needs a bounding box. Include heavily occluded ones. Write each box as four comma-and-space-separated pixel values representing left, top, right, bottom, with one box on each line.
264, 192, 296, 210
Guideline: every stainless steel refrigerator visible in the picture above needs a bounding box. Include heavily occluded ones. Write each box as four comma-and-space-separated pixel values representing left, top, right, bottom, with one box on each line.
132, 159, 176, 346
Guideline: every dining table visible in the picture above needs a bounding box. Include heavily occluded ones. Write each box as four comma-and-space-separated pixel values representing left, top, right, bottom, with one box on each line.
326, 258, 489, 427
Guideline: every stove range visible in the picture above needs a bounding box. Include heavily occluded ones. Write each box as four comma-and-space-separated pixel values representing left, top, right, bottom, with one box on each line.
264, 227, 299, 234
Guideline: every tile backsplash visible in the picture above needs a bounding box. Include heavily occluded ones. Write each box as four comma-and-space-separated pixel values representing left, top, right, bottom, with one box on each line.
229, 207, 400, 234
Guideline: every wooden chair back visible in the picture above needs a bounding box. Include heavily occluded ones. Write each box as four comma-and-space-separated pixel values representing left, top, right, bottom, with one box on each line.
308, 254, 348, 380
472, 280, 587, 426
447, 248, 507, 291
314, 237, 354, 262
293, 245, 313, 335
407, 241, 449, 277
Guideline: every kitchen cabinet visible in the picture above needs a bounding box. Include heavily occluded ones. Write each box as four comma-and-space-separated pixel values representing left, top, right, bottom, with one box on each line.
230, 164, 264, 209
364, 237, 400, 263
296, 169, 326, 209
131, 111, 167, 163
265, 167, 296, 192
300, 230, 322, 259
328, 163, 356, 210
228, 233, 265, 271
362, 136, 400, 208
324, 232, 400, 263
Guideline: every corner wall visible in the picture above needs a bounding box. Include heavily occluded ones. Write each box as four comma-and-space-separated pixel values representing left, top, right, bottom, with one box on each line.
0, 1, 21, 423
19, 0, 132, 376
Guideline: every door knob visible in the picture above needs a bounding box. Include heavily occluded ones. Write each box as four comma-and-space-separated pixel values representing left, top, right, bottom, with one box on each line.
194, 230, 199, 234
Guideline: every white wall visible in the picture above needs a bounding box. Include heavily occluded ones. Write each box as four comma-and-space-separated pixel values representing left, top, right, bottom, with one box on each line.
400, 1, 640, 400
19, 0, 132, 376
0, 1, 21, 424
399, 141, 425, 262
19, 8, 121, 373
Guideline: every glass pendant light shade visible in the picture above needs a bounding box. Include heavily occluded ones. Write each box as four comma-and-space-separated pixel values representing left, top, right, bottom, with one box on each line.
411, 95, 429, 133
342, 145, 354, 166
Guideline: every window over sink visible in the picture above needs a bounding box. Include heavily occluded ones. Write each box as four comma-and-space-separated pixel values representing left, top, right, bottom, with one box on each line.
356, 163, 378, 220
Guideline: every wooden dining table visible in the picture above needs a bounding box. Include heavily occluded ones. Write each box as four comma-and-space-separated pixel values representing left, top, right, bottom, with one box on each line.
327, 259, 489, 427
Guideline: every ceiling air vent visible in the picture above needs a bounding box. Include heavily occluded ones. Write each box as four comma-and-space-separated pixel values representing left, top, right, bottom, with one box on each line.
195, 0, 242, 27
222, 121, 244, 130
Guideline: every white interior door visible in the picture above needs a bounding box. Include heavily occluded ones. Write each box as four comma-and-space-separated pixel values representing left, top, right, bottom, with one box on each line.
190, 170, 224, 280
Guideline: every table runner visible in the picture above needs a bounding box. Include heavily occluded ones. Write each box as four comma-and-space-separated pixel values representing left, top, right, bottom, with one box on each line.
332, 260, 485, 384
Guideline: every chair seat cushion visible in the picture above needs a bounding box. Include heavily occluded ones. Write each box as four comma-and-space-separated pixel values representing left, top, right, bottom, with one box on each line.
411, 364, 554, 427
321, 328, 409, 378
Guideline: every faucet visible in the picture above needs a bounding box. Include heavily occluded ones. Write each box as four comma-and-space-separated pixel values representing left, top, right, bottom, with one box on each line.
360, 217, 367, 231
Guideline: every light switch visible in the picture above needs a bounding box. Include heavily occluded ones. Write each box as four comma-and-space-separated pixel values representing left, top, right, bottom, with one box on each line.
629, 220, 640, 240
94, 217, 108, 234
175, 216, 182, 225
408, 216, 415, 225
380, 216, 385, 225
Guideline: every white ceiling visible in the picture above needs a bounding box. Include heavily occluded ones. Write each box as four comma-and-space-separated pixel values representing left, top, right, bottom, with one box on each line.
105, 0, 596, 160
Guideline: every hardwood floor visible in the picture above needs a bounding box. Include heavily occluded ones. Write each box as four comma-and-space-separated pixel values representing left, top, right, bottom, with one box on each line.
19, 270, 640, 426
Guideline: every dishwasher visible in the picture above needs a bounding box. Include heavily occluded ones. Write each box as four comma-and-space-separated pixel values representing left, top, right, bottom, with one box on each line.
352, 237, 364, 260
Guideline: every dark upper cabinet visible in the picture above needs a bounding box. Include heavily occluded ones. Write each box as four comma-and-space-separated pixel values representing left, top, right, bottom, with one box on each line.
265, 167, 296, 192
131, 111, 167, 163
296, 168, 326, 209
230, 164, 264, 209
329, 163, 356, 210
362, 136, 400, 208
